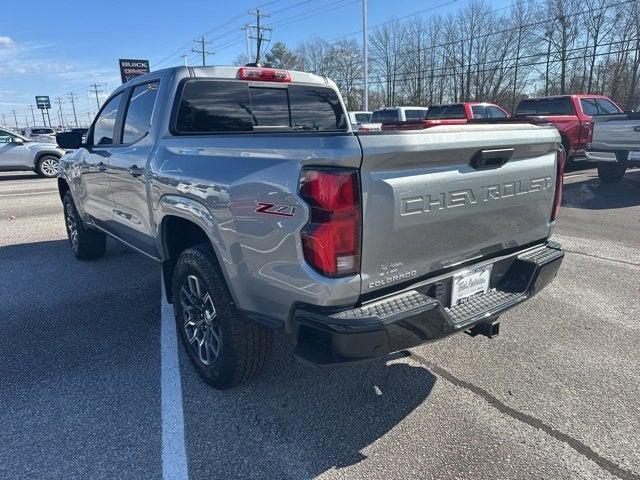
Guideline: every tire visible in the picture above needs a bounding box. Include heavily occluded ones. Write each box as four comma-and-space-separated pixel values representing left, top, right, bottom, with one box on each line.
63, 192, 107, 260
597, 160, 626, 184
36, 155, 59, 178
172, 243, 271, 389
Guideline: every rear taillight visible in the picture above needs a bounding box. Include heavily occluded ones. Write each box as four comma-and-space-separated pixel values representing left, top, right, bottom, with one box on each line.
236, 67, 291, 82
299, 169, 361, 277
580, 121, 593, 143
551, 148, 565, 221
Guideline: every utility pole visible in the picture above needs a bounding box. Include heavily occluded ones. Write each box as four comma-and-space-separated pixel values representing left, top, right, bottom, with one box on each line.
241, 24, 251, 58
11, 110, 19, 131
67, 92, 79, 127
0, 113, 5, 127
248, 9, 271, 65
362, 0, 369, 111
29, 105, 37, 126
90, 83, 104, 110
25, 115, 29, 128
55, 97, 65, 129
192, 37, 214, 67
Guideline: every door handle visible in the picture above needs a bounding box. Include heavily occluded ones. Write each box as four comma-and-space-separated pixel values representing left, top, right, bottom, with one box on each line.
97, 161, 107, 172
128, 165, 144, 177
633, 126, 640, 132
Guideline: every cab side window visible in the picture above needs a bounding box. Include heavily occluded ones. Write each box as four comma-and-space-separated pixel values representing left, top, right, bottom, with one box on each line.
122, 82, 160, 144
92, 93, 123, 146
580, 98, 599, 116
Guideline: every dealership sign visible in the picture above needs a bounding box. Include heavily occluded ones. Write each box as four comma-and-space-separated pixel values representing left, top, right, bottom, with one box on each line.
119, 59, 150, 83
35, 96, 51, 109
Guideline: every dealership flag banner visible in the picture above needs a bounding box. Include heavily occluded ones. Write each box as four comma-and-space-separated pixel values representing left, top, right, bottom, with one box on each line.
119, 59, 150, 83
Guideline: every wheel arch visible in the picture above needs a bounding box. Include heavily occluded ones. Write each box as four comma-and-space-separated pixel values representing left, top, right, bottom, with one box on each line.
34, 150, 61, 168
57, 177, 70, 202
157, 198, 237, 304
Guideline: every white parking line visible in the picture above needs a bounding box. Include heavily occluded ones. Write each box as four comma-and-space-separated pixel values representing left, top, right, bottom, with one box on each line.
0, 190, 58, 197
160, 277, 190, 480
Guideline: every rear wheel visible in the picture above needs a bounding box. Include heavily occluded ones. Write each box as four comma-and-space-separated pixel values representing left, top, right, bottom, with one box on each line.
172, 243, 271, 389
597, 159, 627, 184
63, 192, 106, 260
36, 155, 59, 178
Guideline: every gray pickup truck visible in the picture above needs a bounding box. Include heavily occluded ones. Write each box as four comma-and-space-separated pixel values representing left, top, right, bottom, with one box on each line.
586, 113, 640, 183
56, 66, 564, 389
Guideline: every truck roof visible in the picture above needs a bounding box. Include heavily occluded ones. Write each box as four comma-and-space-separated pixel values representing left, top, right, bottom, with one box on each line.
120, 65, 334, 89
523, 94, 613, 101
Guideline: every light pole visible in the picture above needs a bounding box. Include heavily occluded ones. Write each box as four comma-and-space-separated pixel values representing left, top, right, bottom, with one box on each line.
363, 0, 369, 111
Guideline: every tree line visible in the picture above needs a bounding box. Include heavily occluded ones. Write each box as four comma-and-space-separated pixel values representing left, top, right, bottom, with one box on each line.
250, 0, 640, 112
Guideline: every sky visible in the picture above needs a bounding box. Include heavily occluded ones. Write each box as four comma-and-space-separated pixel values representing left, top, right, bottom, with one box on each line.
0, 0, 505, 128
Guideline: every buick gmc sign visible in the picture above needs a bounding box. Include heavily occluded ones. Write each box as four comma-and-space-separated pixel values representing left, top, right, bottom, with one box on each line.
119, 59, 150, 83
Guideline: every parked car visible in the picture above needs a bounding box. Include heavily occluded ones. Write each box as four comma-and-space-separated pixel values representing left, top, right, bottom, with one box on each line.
371, 106, 428, 124
382, 102, 509, 130
514, 94, 623, 163
57, 66, 564, 389
348, 111, 372, 124
0, 127, 64, 177
348, 111, 381, 132
586, 112, 640, 182
22, 127, 57, 144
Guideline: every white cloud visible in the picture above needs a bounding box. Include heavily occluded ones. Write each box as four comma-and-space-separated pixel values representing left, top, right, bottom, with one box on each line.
0, 36, 15, 48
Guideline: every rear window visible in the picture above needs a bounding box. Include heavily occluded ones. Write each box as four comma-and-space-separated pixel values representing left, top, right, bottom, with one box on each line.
516, 98, 575, 116
371, 109, 399, 123
354, 113, 370, 123
425, 104, 466, 119
174, 80, 347, 134
31, 128, 54, 135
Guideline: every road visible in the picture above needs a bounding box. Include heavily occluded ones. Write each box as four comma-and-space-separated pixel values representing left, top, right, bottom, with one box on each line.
0, 168, 638, 480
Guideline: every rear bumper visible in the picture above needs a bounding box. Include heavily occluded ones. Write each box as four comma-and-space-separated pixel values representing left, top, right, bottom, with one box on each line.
585, 149, 639, 165
292, 242, 563, 366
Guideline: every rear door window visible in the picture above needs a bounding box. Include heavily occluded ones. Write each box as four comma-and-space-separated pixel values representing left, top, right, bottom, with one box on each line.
580, 98, 599, 116
471, 105, 487, 118
122, 81, 159, 144
174, 80, 346, 133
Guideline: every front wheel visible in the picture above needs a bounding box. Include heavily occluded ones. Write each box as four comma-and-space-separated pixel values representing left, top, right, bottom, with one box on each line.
36, 155, 59, 178
597, 161, 626, 184
63, 192, 106, 260
172, 243, 271, 389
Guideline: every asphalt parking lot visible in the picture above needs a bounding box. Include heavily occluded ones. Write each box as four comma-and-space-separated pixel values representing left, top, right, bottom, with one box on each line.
0, 167, 638, 480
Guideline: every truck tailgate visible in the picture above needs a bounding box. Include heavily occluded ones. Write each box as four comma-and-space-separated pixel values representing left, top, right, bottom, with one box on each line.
590, 113, 640, 151
357, 124, 559, 294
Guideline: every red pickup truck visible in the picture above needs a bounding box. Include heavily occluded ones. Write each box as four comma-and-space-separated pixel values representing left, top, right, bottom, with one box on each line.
381, 102, 509, 130
514, 94, 623, 162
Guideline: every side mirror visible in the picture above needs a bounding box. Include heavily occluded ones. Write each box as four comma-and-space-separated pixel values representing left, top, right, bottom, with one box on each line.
12, 137, 24, 145
56, 131, 83, 149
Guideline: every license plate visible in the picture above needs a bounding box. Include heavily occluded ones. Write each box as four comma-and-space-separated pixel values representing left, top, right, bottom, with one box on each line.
451, 264, 492, 306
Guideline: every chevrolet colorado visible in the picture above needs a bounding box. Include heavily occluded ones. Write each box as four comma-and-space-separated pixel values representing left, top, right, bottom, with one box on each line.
586, 112, 640, 183
56, 66, 564, 389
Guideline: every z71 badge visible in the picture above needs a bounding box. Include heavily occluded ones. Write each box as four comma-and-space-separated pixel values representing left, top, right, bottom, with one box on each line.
255, 202, 296, 217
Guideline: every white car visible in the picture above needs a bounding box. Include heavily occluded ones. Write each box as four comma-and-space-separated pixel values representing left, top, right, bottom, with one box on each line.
23, 127, 57, 144
0, 128, 64, 177
371, 106, 429, 123
348, 111, 372, 124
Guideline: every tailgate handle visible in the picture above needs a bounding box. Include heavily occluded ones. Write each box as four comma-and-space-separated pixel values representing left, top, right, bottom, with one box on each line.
471, 148, 514, 170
